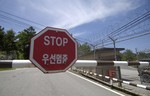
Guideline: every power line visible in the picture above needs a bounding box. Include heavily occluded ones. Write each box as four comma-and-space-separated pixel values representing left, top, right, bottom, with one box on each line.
109, 11, 150, 37
0, 10, 45, 27
100, 31, 150, 47
93, 11, 150, 45
0, 13, 41, 30
0, 17, 28, 30
0, 10, 149, 49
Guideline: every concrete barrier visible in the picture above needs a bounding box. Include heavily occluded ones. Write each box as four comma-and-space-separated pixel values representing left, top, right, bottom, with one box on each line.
12, 60, 34, 68
0, 60, 12, 68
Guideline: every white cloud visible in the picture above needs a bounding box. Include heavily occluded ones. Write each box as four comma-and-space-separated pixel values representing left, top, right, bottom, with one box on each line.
16, 0, 141, 30
73, 31, 85, 37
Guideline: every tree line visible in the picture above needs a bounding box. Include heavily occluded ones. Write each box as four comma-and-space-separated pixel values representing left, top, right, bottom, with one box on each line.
78, 43, 150, 61
0, 26, 36, 59
0, 26, 149, 60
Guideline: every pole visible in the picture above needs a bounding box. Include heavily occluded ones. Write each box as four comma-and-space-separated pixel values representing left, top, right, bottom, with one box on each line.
135, 48, 139, 61
109, 36, 117, 61
88, 43, 96, 60
93, 46, 96, 59
113, 41, 117, 61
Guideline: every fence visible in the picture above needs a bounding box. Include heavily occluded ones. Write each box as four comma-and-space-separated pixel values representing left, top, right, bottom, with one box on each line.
73, 67, 150, 90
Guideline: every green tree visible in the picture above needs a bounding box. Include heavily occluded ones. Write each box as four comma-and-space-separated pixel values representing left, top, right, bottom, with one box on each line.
0, 26, 5, 51
116, 52, 123, 61
138, 51, 150, 60
16, 26, 36, 59
78, 43, 91, 56
2, 29, 16, 59
122, 49, 136, 61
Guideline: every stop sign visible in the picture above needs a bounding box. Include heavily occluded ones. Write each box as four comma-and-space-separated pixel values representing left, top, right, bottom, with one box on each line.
29, 27, 77, 73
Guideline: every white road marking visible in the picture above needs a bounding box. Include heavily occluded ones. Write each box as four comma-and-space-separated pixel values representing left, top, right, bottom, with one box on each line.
137, 84, 146, 89
68, 71, 125, 96
123, 81, 130, 84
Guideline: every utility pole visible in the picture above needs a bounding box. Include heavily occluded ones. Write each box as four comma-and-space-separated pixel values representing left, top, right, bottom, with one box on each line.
109, 36, 117, 61
89, 44, 96, 59
93, 46, 96, 59
135, 48, 139, 61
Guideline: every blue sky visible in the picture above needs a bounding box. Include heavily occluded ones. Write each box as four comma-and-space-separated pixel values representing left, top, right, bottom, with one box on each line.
0, 0, 150, 52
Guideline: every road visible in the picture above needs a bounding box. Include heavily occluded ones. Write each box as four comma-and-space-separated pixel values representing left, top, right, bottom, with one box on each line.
0, 68, 127, 96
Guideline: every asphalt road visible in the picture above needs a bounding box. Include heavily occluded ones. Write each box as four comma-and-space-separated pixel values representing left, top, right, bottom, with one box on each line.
0, 68, 127, 96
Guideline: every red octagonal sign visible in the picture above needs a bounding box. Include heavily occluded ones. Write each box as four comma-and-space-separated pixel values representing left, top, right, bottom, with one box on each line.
30, 27, 77, 73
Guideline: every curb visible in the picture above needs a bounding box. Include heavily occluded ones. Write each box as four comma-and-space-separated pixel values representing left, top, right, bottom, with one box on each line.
81, 73, 142, 96
76, 69, 150, 90
71, 70, 144, 96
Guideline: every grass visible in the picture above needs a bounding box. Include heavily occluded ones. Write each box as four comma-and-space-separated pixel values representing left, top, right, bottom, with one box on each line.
0, 68, 15, 71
